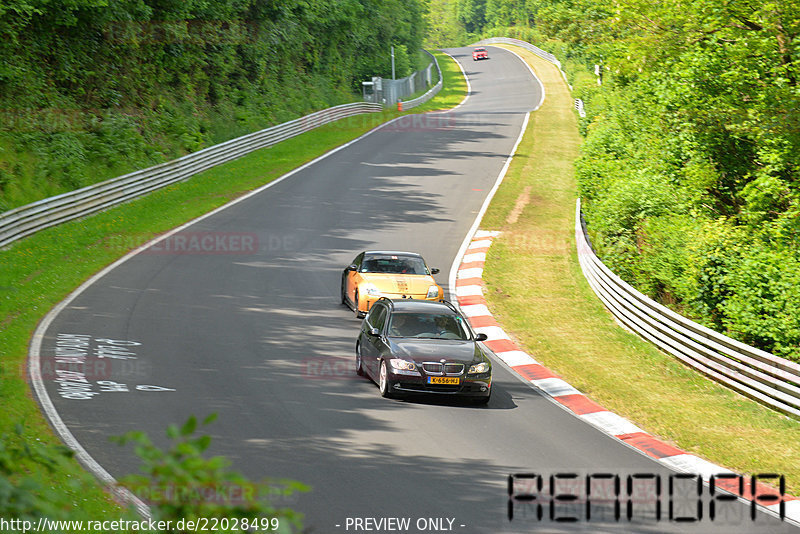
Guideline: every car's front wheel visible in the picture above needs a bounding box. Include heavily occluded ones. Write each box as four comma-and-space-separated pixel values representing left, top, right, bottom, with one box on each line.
379, 360, 394, 398
354, 290, 364, 318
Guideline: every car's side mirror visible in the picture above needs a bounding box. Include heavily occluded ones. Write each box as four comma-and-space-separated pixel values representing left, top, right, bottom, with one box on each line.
475, 333, 488, 342
346, 264, 358, 271
430, 268, 440, 274
368, 327, 380, 337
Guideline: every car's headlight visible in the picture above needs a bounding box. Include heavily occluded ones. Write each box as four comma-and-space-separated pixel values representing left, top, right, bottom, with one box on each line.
363, 283, 381, 297
389, 359, 417, 371
468, 362, 491, 374
426, 285, 439, 299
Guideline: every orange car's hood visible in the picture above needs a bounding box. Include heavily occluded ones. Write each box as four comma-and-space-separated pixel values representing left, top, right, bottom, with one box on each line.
360, 273, 437, 294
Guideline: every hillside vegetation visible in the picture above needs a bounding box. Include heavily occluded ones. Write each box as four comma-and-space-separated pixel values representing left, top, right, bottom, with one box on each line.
0, 0, 425, 211
427, 0, 800, 362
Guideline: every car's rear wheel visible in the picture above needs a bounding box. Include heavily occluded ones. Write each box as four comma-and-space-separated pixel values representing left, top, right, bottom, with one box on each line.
341, 274, 348, 306
355, 342, 365, 376
379, 360, 394, 398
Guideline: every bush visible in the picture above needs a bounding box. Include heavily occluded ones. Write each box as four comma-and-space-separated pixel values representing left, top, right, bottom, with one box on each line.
0, 423, 134, 530
113, 414, 308, 533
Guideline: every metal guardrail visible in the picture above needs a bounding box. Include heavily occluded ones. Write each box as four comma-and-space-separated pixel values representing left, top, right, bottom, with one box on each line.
490, 35, 800, 417
481, 36, 800, 416
0, 102, 382, 248
401, 51, 443, 110
576, 198, 800, 418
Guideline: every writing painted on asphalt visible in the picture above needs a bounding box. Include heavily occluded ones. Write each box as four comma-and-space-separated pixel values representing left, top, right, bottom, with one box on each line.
52, 334, 174, 399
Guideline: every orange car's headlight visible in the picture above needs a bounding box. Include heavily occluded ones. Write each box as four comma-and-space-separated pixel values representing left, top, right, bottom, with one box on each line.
426, 285, 439, 299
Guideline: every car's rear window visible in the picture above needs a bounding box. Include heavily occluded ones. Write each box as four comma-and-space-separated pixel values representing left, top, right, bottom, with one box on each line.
360, 256, 428, 275
387, 312, 471, 340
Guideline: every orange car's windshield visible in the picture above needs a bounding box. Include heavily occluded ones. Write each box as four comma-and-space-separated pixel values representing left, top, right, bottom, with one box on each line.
360, 256, 428, 275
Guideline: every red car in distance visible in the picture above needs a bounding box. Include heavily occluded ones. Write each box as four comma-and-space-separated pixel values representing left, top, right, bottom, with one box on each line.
472, 47, 489, 61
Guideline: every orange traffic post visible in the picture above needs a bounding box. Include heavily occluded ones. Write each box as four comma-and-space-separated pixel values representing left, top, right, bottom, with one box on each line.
397, 100, 403, 111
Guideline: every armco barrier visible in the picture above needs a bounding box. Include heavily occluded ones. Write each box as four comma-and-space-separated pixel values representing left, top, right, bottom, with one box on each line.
0, 102, 381, 248
576, 199, 800, 418
488, 35, 800, 417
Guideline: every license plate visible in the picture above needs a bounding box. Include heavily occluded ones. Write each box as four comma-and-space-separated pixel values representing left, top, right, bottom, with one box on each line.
428, 376, 460, 385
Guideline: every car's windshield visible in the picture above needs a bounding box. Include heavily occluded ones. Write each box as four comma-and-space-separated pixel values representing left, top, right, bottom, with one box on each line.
360, 255, 428, 275
387, 312, 471, 340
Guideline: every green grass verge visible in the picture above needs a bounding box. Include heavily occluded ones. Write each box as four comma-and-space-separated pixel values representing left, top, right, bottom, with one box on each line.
0, 50, 466, 520
481, 44, 800, 494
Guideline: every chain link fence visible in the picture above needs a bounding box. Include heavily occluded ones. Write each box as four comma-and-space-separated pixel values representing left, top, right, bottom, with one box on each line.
363, 50, 440, 107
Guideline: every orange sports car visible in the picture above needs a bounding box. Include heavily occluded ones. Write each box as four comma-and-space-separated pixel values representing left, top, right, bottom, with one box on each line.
341, 251, 444, 317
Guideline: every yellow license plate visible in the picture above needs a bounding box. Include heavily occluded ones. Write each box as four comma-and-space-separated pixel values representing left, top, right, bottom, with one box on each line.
428, 376, 460, 385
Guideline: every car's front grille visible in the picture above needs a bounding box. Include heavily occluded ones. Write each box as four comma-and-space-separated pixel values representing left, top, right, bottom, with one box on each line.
444, 363, 463, 374
422, 362, 464, 376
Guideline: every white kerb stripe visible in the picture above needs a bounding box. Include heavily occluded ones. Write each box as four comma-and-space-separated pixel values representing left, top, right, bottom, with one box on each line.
457, 267, 484, 279
532, 377, 581, 397
658, 454, 734, 480
474, 230, 501, 239
460, 304, 491, 317
462, 252, 487, 263
498, 351, 538, 366
580, 411, 644, 437
768, 500, 800, 523
474, 326, 510, 341
455, 285, 483, 297
467, 239, 493, 250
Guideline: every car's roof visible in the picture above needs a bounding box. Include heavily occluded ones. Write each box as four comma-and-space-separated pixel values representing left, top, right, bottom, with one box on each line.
387, 299, 456, 314
363, 251, 423, 258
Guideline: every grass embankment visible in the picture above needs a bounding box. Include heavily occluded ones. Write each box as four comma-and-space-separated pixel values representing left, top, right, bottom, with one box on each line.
0, 50, 466, 521
481, 44, 800, 494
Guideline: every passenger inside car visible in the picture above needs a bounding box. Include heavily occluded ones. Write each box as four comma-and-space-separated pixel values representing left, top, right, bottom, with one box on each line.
389, 314, 407, 336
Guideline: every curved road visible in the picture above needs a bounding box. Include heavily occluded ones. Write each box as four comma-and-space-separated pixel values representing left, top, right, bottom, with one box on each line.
35, 47, 793, 533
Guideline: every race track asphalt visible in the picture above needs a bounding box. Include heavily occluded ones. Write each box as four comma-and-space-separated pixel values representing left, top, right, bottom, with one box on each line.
35, 47, 795, 533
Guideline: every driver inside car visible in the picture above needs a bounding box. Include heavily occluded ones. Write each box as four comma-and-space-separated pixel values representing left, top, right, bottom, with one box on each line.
434, 315, 461, 338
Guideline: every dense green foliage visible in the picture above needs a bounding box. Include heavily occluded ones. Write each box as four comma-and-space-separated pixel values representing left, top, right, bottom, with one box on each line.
0, 424, 116, 528
427, 0, 800, 361
0, 416, 304, 532
114, 414, 307, 532
0, 0, 425, 211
